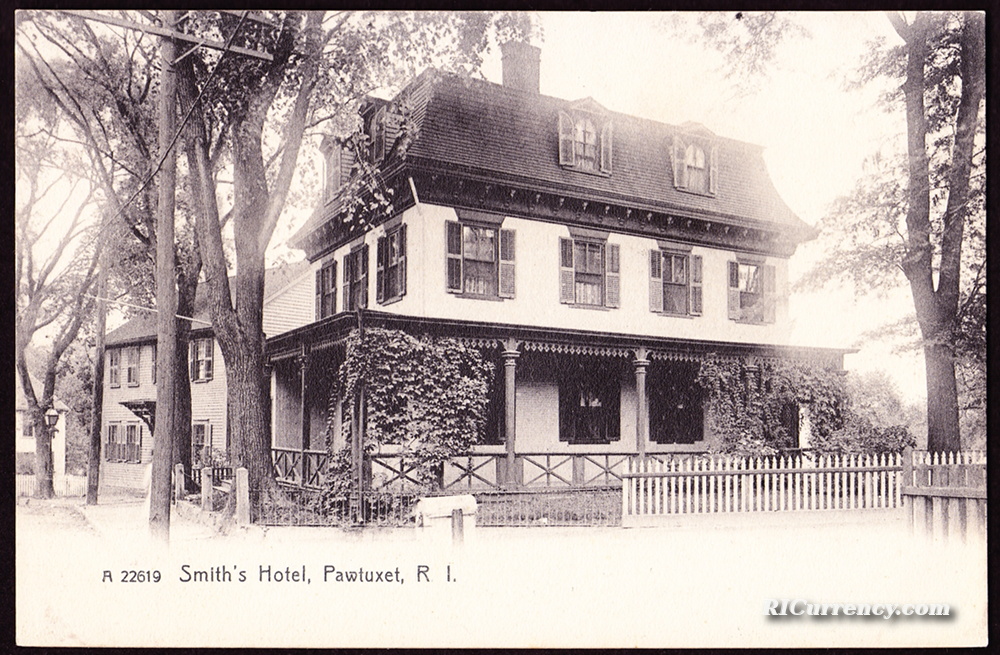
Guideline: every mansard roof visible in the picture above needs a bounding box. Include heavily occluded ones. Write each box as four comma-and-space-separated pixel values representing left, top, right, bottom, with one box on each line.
292, 69, 811, 248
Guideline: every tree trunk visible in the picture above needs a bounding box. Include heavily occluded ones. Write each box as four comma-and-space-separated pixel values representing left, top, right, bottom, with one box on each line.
31, 406, 56, 499
173, 275, 198, 488
224, 341, 275, 513
86, 266, 108, 504
150, 12, 178, 541
923, 343, 961, 453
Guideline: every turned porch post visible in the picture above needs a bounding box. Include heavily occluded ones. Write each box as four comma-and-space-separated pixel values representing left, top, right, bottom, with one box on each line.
501, 340, 521, 487
634, 347, 650, 456
297, 346, 310, 484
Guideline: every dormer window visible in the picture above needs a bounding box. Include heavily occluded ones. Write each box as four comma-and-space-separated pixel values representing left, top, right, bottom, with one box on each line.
324, 146, 342, 203
673, 134, 718, 196
364, 105, 387, 164
558, 109, 612, 175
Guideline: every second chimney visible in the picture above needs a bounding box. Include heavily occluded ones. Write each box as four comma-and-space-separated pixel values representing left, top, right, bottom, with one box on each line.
500, 41, 540, 94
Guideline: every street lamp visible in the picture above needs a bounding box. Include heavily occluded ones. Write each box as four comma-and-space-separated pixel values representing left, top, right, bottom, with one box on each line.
45, 411, 59, 428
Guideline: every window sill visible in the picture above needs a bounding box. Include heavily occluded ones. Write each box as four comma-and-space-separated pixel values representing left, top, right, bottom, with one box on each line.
675, 187, 716, 198
379, 295, 405, 307
192, 378, 213, 384
654, 312, 698, 320
110, 384, 121, 389
450, 292, 506, 302
127, 382, 140, 388
731, 318, 775, 326
563, 303, 613, 311
559, 165, 611, 178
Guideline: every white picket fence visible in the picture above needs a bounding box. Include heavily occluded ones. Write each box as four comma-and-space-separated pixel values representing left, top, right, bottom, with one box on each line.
901, 450, 986, 542
622, 453, 904, 525
16, 474, 88, 498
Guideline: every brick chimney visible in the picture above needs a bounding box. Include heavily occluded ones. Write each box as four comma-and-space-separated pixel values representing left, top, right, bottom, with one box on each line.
500, 41, 540, 94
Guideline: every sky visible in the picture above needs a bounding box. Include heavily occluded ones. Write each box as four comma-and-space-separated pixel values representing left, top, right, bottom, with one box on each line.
470, 11, 925, 401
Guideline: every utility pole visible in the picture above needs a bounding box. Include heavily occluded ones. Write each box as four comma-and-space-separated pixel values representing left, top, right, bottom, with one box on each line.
150, 8, 178, 541
85, 259, 108, 505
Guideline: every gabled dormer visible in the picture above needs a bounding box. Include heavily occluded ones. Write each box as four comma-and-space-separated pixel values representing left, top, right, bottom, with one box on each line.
671, 122, 718, 197
558, 97, 612, 176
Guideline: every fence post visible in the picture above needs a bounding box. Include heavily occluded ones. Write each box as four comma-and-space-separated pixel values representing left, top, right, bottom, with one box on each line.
173, 463, 184, 504
451, 507, 464, 545
201, 467, 212, 511
235, 467, 250, 526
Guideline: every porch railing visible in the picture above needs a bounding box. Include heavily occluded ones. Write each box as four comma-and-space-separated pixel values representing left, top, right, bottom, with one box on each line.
272, 447, 329, 489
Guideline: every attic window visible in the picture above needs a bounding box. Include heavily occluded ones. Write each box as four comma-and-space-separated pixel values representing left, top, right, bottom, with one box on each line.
673, 135, 718, 196
559, 111, 612, 175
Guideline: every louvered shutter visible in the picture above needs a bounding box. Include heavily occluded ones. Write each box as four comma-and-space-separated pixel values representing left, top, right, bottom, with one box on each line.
649, 250, 663, 313
446, 221, 463, 292
559, 238, 575, 304
673, 135, 688, 189
376, 235, 387, 304
360, 244, 369, 308
600, 121, 613, 173
188, 341, 197, 381
499, 228, 515, 298
342, 253, 351, 310
315, 269, 323, 320
340, 146, 355, 186
399, 224, 407, 297
605, 243, 620, 308
762, 264, 776, 323
558, 111, 575, 165
690, 255, 703, 315
709, 145, 719, 195
204, 340, 214, 380
728, 261, 741, 320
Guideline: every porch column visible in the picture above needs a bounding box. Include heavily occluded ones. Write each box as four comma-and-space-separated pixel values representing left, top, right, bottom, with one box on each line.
501, 340, 520, 486
634, 347, 650, 456
296, 346, 310, 474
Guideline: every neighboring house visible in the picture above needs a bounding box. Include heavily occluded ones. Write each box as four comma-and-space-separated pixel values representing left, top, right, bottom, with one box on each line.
98, 261, 313, 494
266, 42, 850, 489
15, 373, 68, 495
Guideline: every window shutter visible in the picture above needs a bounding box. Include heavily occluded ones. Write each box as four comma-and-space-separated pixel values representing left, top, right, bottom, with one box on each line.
690, 255, 703, 315
499, 228, 515, 299
649, 250, 664, 313
399, 224, 407, 297
343, 253, 351, 310
376, 235, 387, 304
445, 221, 463, 292
315, 269, 323, 320
360, 244, 369, 308
673, 135, 688, 189
559, 238, 575, 304
605, 243, 620, 308
205, 340, 214, 380
709, 145, 719, 195
558, 111, 575, 166
600, 121, 613, 174
340, 147, 355, 187
330, 262, 337, 315
371, 106, 386, 162
189, 341, 197, 381
728, 261, 741, 320
762, 264, 776, 323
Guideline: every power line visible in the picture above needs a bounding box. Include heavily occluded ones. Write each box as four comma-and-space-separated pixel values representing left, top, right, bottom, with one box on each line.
85, 293, 213, 326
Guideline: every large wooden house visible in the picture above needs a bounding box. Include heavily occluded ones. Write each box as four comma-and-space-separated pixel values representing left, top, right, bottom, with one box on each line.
99, 262, 312, 494
265, 43, 848, 491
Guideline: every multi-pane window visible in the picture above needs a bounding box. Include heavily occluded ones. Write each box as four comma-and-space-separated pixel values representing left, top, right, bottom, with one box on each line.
558, 110, 612, 174
343, 245, 369, 311
559, 238, 620, 308
108, 349, 121, 387
126, 347, 139, 386
728, 260, 776, 323
324, 147, 342, 202
22, 414, 34, 438
376, 225, 407, 304
445, 222, 515, 299
673, 135, 718, 195
192, 422, 211, 466
315, 260, 337, 319
189, 338, 214, 382
558, 360, 621, 445
649, 250, 702, 316
364, 106, 387, 164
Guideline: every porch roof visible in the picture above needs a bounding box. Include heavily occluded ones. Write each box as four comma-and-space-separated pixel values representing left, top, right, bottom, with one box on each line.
265, 310, 854, 369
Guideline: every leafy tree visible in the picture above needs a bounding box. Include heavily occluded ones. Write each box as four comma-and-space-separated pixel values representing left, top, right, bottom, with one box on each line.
175, 10, 533, 508
684, 11, 985, 452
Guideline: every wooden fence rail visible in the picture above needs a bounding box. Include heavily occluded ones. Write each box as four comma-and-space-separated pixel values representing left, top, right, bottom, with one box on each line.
901, 449, 986, 542
621, 453, 905, 525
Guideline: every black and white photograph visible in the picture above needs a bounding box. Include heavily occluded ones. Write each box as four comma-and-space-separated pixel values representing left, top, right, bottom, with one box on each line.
14, 10, 987, 648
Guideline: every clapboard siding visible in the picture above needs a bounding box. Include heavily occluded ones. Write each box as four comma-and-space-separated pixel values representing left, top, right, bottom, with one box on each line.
262, 272, 316, 337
